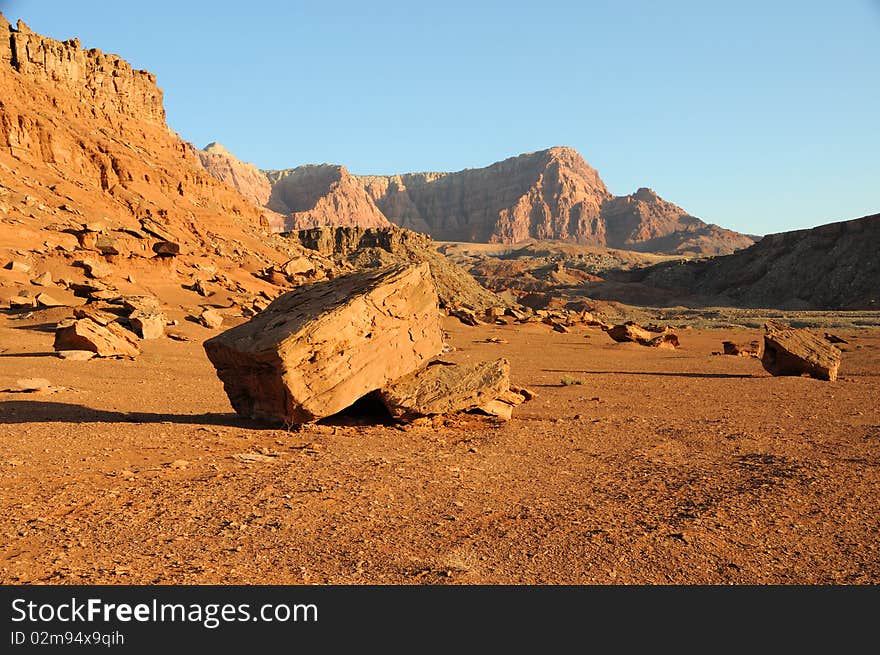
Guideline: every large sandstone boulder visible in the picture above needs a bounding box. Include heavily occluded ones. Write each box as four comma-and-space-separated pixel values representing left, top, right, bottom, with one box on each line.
377, 359, 512, 420
761, 321, 841, 381
204, 263, 443, 424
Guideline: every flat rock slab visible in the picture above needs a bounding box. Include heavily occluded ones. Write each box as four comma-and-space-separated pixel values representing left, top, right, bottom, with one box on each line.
54, 318, 140, 358
378, 358, 511, 419
762, 321, 841, 381
204, 263, 443, 424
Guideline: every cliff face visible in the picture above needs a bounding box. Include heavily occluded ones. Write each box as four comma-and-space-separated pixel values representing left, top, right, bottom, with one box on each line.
265, 164, 391, 231
2, 17, 164, 125
632, 213, 880, 309
0, 13, 304, 309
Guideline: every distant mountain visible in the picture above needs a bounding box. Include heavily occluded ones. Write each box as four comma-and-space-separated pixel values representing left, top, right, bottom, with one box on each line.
196, 142, 271, 207
198, 146, 753, 256
625, 213, 880, 309
358, 148, 753, 255
264, 164, 391, 231
600, 187, 754, 255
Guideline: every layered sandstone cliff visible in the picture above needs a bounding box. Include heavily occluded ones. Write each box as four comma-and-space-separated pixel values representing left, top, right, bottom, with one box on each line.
1, 17, 164, 125
0, 13, 314, 312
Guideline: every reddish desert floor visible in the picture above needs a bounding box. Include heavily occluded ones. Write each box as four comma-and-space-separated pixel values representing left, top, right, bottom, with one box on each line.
1, 309, 878, 584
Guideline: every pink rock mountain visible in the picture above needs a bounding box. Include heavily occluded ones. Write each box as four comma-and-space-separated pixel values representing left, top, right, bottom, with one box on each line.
200, 144, 753, 257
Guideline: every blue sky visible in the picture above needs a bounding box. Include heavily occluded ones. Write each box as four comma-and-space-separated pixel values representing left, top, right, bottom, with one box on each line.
2, 0, 878, 235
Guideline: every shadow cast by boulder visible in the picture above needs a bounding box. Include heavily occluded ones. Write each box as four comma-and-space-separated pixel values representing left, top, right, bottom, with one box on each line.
0, 400, 256, 427
0, 399, 400, 428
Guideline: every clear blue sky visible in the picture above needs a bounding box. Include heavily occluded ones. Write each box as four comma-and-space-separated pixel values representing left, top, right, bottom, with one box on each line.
3, 0, 878, 235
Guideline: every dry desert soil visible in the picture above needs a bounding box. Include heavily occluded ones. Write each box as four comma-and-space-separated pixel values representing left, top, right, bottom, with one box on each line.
1, 310, 878, 584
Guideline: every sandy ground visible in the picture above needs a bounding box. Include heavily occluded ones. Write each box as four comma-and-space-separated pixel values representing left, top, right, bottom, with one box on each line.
1, 309, 878, 584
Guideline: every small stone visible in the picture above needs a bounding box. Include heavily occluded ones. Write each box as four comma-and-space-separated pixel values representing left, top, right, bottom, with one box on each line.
54, 318, 140, 358
73, 258, 111, 279
31, 271, 53, 286
198, 308, 223, 329
169, 459, 189, 469
15, 378, 51, 392
35, 292, 64, 307
4, 260, 30, 273
153, 241, 180, 257
129, 311, 165, 339
56, 350, 96, 361
73, 306, 119, 326
8, 296, 36, 309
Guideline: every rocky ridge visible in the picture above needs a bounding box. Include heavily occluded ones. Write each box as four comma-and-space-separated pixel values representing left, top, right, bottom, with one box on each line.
620, 213, 880, 310
265, 164, 391, 231
204, 144, 754, 256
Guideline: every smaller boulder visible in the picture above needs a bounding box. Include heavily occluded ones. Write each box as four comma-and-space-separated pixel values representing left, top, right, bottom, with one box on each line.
198, 308, 223, 329
129, 311, 165, 339
54, 318, 140, 358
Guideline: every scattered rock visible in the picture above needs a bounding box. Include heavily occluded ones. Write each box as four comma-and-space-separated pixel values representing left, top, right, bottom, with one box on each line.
167, 332, 190, 342
510, 385, 537, 401
129, 310, 165, 339
762, 321, 841, 382
449, 307, 481, 326
95, 235, 120, 255
54, 318, 140, 358
14, 378, 51, 392
121, 295, 161, 315
722, 340, 762, 357
56, 350, 95, 361
543, 316, 570, 333
204, 263, 443, 424
505, 307, 531, 322
73, 257, 111, 279
8, 296, 36, 309
377, 359, 513, 420
30, 271, 53, 286
231, 452, 278, 463
189, 278, 211, 297
73, 306, 119, 325
4, 260, 30, 273
168, 459, 189, 470
139, 218, 177, 242
476, 399, 514, 420
605, 322, 679, 349
198, 308, 224, 329
35, 292, 65, 308
152, 241, 180, 257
